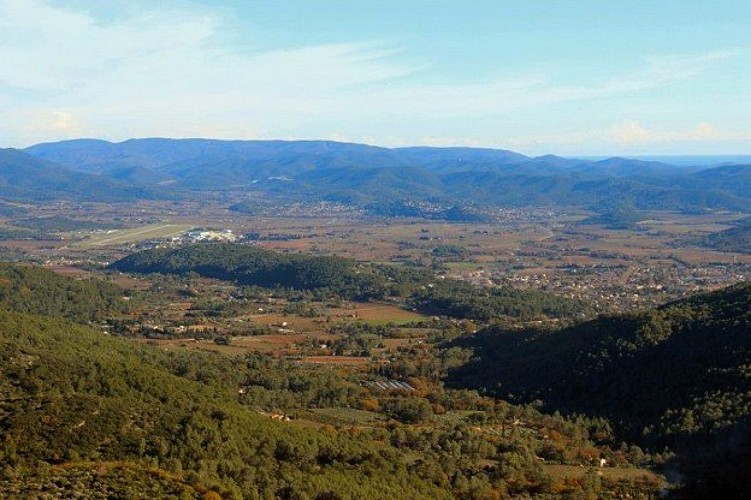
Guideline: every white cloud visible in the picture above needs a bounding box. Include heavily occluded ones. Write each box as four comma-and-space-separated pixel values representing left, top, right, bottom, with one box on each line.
612, 120, 653, 145
500, 120, 751, 156
609, 120, 751, 146
0, 0, 743, 151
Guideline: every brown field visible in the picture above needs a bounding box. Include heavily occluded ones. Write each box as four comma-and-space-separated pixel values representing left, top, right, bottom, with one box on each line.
249, 314, 327, 333
135, 333, 332, 357
249, 302, 426, 333
45, 264, 99, 279
543, 464, 663, 484
302, 356, 370, 365
328, 303, 426, 323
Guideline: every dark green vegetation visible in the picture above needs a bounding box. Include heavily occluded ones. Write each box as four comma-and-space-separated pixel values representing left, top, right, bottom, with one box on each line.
0, 311, 446, 499
1, 463, 204, 499
111, 243, 388, 301
447, 283, 751, 498
23, 138, 751, 212
111, 243, 589, 321
704, 217, 751, 253
0, 264, 662, 498
0, 263, 127, 322
409, 279, 590, 322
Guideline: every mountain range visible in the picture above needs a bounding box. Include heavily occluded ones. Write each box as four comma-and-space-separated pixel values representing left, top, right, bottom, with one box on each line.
0, 138, 745, 212
0, 147, 161, 202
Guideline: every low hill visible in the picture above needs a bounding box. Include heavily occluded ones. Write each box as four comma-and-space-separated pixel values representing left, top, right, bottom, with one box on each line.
408, 278, 591, 322
703, 217, 751, 253
580, 203, 644, 230
110, 243, 386, 300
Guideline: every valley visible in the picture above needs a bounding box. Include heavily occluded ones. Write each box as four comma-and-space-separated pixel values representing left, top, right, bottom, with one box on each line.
5, 1, 751, 497
0, 140, 750, 499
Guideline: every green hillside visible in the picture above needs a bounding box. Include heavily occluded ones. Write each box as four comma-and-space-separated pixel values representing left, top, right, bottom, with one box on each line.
0, 264, 664, 498
0, 263, 128, 322
447, 283, 751, 497
0, 310, 448, 499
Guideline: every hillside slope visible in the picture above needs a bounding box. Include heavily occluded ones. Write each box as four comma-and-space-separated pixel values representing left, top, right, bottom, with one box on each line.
448, 283, 751, 442
0, 148, 161, 201
0, 263, 128, 322
0, 310, 449, 499
447, 283, 751, 497
703, 217, 751, 253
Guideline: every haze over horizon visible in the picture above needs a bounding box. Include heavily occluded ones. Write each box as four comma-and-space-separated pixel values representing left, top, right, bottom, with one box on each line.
3, 0, 751, 156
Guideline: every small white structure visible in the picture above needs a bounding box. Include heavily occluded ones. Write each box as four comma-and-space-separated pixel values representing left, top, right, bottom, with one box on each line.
187, 229, 238, 243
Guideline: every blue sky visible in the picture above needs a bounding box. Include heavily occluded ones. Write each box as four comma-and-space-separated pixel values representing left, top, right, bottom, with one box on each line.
2, 0, 750, 155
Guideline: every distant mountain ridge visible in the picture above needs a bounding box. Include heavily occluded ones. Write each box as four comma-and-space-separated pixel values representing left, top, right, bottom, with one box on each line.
0, 148, 163, 201
12, 138, 751, 211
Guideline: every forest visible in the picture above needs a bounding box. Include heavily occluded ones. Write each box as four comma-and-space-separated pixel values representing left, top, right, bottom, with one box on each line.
0, 263, 128, 322
447, 283, 751, 498
0, 262, 665, 498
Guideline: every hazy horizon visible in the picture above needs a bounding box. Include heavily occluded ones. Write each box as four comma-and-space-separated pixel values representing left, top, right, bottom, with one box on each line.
3, 1, 751, 156
13, 136, 750, 165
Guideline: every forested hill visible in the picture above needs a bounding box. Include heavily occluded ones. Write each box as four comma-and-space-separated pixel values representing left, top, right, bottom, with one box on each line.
408, 278, 591, 321
111, 244, 591, 320
110, 243, 387, 300
448, 282, 751, 443
703, 217, 751, 253
446, 283, 751, 496
0, 263, 127, 322
0, 259, 663, 497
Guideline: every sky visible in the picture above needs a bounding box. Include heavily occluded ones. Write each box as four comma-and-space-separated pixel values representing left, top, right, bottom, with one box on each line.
1, 0, 750, 155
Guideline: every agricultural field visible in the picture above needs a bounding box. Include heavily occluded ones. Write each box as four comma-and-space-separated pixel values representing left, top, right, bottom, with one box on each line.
0, 197, 742, 316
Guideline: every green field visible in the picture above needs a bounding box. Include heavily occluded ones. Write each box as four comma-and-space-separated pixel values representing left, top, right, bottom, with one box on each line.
305, 407, 385, 426
74, 224, 194, 248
